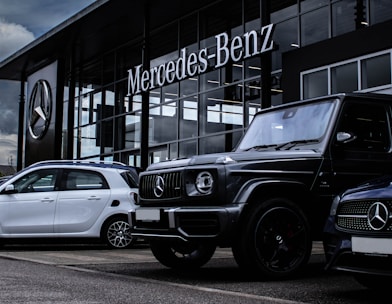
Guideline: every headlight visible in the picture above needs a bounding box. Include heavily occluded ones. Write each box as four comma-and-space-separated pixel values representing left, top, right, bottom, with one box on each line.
330, 195, 341, 216
195, 171, 214, 194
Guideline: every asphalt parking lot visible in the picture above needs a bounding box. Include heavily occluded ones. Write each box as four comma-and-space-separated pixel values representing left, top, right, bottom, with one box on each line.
0, 241, 325, 266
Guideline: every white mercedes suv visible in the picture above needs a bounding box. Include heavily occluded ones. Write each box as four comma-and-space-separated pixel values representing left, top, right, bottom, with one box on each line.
0, 160, 140, 249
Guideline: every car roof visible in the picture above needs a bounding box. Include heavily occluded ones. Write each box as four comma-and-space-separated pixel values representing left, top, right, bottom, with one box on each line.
24, 160, 142, 174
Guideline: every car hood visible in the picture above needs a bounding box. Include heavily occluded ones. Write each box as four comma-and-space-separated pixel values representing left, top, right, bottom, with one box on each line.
341, 175, 392, 201
146, 150, 322, 171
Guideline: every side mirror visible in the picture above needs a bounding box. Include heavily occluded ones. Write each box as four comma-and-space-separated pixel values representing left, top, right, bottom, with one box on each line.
336, 131, 356, 143
2, 184, 16, 194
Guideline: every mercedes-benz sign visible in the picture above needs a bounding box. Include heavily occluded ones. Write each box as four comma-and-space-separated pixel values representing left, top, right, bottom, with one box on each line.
28, 79, 52, 139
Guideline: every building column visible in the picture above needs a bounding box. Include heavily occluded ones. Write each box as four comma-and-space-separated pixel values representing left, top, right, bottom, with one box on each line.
17, 74, 26, 171
140, 1, 150, 170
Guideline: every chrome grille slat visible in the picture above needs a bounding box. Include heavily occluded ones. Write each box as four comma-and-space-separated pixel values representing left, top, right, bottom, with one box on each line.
140, 171, 183, 200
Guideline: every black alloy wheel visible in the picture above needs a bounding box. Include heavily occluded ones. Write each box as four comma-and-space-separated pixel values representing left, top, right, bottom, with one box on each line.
232, 198, 312, 280
149, 240, 216, 269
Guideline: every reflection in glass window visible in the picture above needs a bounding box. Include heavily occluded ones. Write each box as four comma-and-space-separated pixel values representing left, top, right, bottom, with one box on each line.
272, 18, 298, 69
81, 94, 91, 125
131, 95, 142, 111
65, 170, 107, 190
74, 97, 79, 126
80, 124, 100, 158
370, 0, 392, 24
361, 54, 391, 89
199, 134, 226, 154
244, 57, 261, 79
14, 169, 58, 193
180, 76, 198, 97
238, 100, 335, 150
303, 69, 328, 99
300, 0, 329, 12
125, 112, 141, 149
149, 103, 177, 144
199, 131, 242, 155
332, 0, 356, 36
200, 87, 243, 136
331, 62, 358, 93
93, 92, 102, 123
200, 69, 220, 92
179, 140, 196, 159
244, 79, 262, 126
301, 7, 329, 46
105, 90, 114, 106
162, 83, 178, 102
180, 98, 198, 140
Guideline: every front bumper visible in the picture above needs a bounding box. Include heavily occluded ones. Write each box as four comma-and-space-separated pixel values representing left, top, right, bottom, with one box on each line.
323, 215, 392, 276
128, 205, 243, 243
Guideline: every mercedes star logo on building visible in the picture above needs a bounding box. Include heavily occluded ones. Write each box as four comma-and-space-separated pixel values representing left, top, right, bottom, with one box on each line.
28, 79, 52, 139
367, 201, 389, 231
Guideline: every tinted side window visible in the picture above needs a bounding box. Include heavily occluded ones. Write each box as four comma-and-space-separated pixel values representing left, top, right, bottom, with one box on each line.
120, 170, 139, 188
13, 169, 58, 193
338, 103, 390, 152
63, 170, 109, 190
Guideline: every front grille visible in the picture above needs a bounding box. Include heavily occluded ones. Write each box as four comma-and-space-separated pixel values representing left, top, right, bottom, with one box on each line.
140, 171, 183, 199
337, 200, 392, 232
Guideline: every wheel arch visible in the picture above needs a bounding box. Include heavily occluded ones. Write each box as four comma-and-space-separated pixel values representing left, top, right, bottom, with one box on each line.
100, 212, 128, 238
235, 179, 315, 231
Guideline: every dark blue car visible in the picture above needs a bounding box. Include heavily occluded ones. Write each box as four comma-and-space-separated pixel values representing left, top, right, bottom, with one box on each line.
324, 175, 392, 289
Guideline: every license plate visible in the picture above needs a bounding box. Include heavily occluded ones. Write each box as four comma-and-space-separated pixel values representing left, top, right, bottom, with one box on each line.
135, 208, 160, 221
352, 236, 392, 255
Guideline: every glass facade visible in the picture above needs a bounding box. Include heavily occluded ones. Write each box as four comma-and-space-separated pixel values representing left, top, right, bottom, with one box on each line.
62, 0, 392, 167
302, 50, 392, 98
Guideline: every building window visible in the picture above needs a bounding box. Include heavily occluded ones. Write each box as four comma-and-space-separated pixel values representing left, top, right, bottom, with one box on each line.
331, 62, 358, 94
332, 0, 357, 36
302, 50, 392, 99
361, 54, 391, 89
303, 69, 328, 98
370, 0, 392, 24
301, 6, 329, 46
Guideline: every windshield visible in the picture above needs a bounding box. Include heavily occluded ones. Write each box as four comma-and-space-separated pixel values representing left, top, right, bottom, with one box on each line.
237, 99, 336, 151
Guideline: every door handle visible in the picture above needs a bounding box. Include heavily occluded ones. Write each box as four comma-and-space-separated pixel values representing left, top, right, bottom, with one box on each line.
88, 196, 100, 200
41, 198, 54, 203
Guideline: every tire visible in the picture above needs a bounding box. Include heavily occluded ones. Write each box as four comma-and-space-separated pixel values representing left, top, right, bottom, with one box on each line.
102, 216, 136, 249
232, 198, 312, 280
149, 240, 216, 269
354, 274, 392, 290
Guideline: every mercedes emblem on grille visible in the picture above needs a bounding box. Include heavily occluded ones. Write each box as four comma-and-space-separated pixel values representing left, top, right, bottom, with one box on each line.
154, 175, 165, 198
367, 202, 389, 231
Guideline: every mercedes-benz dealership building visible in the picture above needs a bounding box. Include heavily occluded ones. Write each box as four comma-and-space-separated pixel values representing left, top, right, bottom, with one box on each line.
0, 0, 391, 171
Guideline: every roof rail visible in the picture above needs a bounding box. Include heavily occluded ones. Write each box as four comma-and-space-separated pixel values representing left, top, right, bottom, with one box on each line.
29, 160, 129, 167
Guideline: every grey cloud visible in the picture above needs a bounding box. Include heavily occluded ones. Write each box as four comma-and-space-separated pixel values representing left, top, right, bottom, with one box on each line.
0, 80, 19, 134
0, 19, 34, 60
0, 0, 96, 37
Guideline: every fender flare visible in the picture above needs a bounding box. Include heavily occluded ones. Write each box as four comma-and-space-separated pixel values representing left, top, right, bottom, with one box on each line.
233, 178, 308, 205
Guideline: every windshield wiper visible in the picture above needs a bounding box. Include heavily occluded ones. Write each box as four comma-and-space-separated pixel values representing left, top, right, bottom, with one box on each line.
244, 144, 278, 151
275, 139, 319, 150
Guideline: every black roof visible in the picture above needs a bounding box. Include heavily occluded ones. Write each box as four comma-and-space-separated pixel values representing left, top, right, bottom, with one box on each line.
0, 0, 213, 81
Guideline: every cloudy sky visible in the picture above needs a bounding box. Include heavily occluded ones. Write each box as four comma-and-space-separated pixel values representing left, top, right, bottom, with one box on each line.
0, 0, 96, 168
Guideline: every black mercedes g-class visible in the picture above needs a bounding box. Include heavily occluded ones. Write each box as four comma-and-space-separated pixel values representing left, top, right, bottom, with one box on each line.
129, 93, 392, 279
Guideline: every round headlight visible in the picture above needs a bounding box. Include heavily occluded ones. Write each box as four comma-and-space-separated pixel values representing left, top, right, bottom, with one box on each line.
195, 171, 214, 194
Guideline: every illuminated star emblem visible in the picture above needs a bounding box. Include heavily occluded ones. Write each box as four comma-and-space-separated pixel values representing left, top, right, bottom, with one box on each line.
28, 80, 52, 139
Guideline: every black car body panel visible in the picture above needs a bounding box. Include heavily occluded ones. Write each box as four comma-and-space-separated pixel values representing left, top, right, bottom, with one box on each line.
324, 175, 392, 276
